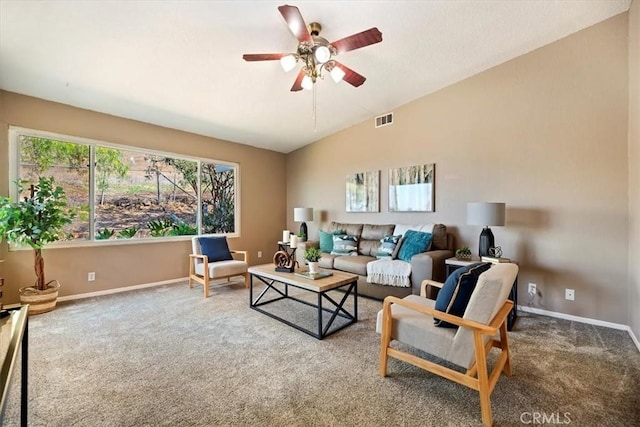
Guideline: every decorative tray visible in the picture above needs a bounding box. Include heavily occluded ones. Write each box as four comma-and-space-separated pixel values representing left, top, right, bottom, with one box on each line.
294, 270, 333, 280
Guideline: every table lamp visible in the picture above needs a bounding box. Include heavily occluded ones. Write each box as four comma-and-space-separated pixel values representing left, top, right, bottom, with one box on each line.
293, 207, 313, 242
467, 202, 506, 257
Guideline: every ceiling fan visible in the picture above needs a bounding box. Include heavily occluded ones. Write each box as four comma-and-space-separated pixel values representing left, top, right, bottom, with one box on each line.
243, 4, 383, 92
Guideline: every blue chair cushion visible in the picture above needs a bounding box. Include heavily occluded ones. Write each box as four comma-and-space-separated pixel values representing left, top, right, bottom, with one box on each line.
199, 236, 233, 262
434, 262, 492, 328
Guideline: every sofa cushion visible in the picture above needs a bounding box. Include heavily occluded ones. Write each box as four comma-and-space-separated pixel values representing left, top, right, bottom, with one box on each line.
359, 224, 395, 256
199, 236, 233, 262
434, 262, 492, 328
318, 252, 337, 269
328, 222, 363, 239
331, 234, 359, 256
333, 255, 374, 276
396, 230, 433, 262
431, 224, 448, 250
376, 235, 403, 259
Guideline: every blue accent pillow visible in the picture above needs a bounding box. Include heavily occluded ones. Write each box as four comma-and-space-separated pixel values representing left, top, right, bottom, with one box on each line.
318, 229, 344, 253
434, 262, 492, 328
396, 230, 433, 262
376, 235, 403, 259
318, 230, 334, 253
199, 236, 233, 262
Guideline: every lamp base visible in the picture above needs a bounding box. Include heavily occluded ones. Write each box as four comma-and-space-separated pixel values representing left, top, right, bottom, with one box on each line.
299, 222, 308, 242
478, 227, 495, 257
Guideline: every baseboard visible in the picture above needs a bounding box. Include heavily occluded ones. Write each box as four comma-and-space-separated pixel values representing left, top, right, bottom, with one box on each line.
57, 277, 189, 302
518, 305, 640, 352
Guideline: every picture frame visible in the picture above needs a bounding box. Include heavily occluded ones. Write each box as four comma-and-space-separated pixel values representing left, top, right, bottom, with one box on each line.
346, 170, 380, 212
388, 164, 435, 212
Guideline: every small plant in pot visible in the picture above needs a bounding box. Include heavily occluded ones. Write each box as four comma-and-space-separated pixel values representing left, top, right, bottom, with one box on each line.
304, 246, 322, 274
455, 246, 472, 260
0, 177, 75, 314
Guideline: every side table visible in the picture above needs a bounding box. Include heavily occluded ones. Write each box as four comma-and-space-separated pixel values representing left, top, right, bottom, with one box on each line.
444, 257, 518, 331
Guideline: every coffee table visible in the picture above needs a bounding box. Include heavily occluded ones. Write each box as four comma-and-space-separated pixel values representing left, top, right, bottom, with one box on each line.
248, 264, 358, 339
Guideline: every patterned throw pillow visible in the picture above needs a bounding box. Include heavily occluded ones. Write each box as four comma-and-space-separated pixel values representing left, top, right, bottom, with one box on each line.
396, 230, 433, 262
331, 234, 359, 256
376, 235, 403, 259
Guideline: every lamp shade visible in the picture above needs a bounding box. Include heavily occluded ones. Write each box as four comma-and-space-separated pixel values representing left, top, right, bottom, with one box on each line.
293, 207, 313, 222
467, 202, 506, 227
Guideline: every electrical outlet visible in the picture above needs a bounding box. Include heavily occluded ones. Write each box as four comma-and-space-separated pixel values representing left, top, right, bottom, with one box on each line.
528, 283, 537, 296
88, 272, 96, 282
258, 251, 263, 258
565, 289, 575, 301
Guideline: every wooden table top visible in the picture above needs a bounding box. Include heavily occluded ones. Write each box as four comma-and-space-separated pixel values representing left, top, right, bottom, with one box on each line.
248, 264, 358, 293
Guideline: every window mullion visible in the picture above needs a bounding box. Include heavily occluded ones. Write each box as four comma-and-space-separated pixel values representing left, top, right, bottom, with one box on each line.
89, 145, 96, 240
197, 160, 202, 234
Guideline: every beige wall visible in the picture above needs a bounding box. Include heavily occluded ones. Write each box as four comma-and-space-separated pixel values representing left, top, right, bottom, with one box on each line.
0, 91, 287, 303
287, 14, 630, 324
629, 1, 640, 337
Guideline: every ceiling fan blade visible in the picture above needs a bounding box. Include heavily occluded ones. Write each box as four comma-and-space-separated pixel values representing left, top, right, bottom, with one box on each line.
330, 27, 383, 54
243, 53, 287, 61
290, 69, 305, 92
278, 5, 312, 43
333, 61, 366, 88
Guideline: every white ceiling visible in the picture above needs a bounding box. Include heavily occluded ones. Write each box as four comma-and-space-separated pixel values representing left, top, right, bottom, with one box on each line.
0, 0, 632, 153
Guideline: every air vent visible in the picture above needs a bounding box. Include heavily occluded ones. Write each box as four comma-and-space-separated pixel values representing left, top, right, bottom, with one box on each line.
375, 112, 393, 128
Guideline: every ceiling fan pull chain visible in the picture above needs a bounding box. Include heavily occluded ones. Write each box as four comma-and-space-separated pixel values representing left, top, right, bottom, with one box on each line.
312, 83, 317, 131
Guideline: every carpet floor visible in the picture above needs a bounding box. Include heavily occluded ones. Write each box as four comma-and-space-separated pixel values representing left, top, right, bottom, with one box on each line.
2, 279, 640, 426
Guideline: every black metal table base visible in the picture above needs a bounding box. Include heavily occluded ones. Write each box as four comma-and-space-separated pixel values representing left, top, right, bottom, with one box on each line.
250, 274, 358, 340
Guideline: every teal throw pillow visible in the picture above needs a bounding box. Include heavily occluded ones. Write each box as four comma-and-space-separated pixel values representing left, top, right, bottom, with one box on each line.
396, 230, 433, 262
376, 235, 403, 259
331, 234, 358, 256
434, 263, 492, 328
318, 230, 334, 253
318, 229, 345, 253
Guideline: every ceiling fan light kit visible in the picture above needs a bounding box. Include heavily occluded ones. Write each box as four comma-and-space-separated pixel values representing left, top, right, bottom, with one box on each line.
243, 4, 383, 92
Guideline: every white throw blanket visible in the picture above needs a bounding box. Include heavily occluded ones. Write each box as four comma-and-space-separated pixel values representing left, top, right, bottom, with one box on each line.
366, 259, 412, 287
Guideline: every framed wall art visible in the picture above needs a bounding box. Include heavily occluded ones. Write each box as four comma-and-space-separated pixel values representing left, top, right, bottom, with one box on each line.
388, 164, 435, 212
346, 170, 380, 212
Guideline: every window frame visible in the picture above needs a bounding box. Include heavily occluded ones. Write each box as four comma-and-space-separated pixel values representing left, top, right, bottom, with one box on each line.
7, 126, 240, 249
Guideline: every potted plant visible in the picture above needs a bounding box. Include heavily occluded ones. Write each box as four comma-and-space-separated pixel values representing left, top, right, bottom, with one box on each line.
304, 246, 322, 274
0, 177, 75, 314
455, 246, 472, 260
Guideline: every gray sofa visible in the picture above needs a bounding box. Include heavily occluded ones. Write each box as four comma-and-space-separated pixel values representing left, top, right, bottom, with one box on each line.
300, 221, 454, 300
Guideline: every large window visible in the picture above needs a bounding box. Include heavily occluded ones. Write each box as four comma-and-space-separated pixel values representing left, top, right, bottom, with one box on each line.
10, 128, 238, 243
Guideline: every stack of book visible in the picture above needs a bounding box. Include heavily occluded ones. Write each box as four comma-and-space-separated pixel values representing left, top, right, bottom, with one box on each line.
481, 256, 511, 264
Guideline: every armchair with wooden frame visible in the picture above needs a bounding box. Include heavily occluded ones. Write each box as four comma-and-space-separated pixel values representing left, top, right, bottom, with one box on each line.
377, 263, 518, 427
189, 236, 249, 298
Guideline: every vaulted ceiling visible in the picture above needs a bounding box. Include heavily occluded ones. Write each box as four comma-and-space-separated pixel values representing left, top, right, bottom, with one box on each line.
0, 1, 632, 153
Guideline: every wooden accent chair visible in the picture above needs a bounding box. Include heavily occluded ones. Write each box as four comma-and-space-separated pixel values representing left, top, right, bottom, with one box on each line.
189, 236, 249, 298
378, 263, 518, 427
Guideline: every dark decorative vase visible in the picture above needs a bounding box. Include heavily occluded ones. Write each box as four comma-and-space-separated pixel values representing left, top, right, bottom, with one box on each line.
478, 227, 495, 257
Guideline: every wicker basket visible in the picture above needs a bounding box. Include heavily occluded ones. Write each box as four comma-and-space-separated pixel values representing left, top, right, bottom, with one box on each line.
19, 280, 60, 315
